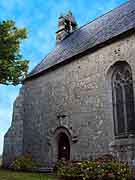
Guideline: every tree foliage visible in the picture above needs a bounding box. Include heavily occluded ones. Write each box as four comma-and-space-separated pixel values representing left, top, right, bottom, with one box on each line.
0, 20, 29, 85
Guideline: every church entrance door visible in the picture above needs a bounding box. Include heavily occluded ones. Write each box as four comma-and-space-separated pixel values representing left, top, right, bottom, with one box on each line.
58, 132, 70, 160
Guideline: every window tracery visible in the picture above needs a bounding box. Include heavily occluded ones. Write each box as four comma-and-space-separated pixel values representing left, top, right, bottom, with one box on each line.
112, 63, 135, 137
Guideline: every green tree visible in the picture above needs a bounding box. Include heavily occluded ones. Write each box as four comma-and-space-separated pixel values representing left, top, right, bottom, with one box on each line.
0, 20, 29, 85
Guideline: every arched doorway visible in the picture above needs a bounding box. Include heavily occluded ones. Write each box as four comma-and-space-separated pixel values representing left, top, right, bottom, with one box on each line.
58, 132, 70, 160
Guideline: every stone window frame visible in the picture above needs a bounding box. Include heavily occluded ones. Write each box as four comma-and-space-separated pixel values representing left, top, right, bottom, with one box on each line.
111, 62, 135, 138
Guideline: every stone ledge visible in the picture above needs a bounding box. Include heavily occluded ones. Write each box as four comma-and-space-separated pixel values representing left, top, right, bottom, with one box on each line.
109, 136, 135, 148
32, 167, 53, 173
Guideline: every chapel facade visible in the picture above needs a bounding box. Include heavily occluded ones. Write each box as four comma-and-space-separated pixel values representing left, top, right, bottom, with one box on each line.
3, 0, 135, 170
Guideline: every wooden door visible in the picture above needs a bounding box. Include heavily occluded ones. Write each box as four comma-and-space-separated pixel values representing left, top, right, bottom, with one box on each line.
58, 133, 70, 160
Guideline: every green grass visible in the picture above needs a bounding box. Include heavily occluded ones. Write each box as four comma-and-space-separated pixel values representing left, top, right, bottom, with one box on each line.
0, 169, 57, 180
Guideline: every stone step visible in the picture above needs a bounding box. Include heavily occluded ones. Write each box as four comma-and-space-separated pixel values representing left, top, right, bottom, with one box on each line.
33, 167, 54, 173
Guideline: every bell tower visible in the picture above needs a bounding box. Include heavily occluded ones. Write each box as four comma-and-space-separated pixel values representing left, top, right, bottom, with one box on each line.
56, 11, 77, 44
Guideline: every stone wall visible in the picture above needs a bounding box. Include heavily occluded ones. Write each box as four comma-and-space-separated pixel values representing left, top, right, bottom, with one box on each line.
3, 87, 24, 168
22, 32, 135, 167
4, 31, 135, 168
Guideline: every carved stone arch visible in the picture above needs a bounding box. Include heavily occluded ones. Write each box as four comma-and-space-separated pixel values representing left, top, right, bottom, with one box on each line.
52, 126, 72, 163
106, 61, 135, 138
105, 61, 132, 80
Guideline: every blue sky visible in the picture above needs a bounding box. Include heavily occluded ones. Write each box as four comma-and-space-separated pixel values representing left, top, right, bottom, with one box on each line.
0, 0, 127, 154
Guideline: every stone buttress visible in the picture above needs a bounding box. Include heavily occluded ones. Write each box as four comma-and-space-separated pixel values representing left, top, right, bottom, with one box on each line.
3, 87, 25, 168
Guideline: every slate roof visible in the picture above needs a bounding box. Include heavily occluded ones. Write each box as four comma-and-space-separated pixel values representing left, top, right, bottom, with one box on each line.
27, 0, 135, 79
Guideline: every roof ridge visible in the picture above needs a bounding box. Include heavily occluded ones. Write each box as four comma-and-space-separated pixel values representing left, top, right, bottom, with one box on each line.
77, 0, 129, 31
29, 51, 54, 75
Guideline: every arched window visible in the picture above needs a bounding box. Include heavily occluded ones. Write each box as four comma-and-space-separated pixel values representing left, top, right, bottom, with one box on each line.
111, 62, 135, 137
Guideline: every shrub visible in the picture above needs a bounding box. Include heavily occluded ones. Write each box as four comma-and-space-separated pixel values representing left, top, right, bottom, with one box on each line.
56, 161, 82, 179
10, 154, 37, 171
56, 159, 131, 180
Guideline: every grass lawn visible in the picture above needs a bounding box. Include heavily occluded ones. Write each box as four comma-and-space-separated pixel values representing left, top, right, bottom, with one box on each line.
0, 169, 57, 180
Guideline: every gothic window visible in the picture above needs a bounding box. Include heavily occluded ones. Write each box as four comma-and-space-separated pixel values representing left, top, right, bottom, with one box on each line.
112, 63, 135, 137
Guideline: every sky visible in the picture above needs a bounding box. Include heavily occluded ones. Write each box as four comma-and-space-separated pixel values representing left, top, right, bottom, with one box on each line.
0, 0, 127, 154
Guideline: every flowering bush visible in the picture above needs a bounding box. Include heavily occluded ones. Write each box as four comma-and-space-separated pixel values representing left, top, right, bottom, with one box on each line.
56, 158, 131, 180
56, 160, 82, 179
10, 154, 37, 171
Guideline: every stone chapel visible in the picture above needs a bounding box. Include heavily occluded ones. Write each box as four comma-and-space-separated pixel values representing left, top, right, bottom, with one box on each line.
3, 0, 135, 170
